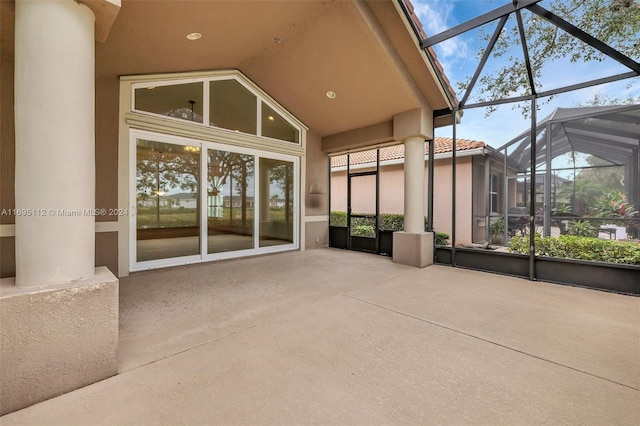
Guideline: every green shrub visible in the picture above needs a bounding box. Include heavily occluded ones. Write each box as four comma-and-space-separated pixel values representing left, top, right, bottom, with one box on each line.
435, 232, 450, 246
379, 214, 404, 231
352, 225, 375, 237
331, 211, 430, 232
508, 234, 640, 265
330, 211, 347, 226
330, 211, 450, 245
567, 220, 597, 238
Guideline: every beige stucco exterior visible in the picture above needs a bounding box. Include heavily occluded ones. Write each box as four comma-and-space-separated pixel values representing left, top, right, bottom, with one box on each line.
331, 155, 475, 245
0, 267, 119, 415
0, 0, 457, 414
1, 0, 456, 278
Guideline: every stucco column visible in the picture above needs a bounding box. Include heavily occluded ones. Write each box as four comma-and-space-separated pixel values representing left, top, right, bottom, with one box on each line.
14, 0, 96, 287
393, 135, 432, 268
403, 136, 425, 233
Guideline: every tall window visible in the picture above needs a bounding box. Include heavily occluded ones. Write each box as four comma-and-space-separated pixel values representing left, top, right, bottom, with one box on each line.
207, 149, 255, 254
490, 173, 500, 213
135, 139, 201, 262
259, 158, 294, 247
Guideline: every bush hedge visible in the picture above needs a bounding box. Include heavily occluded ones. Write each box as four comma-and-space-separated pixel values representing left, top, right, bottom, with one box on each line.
508, 234, 640, 265
330, 211, 450, 245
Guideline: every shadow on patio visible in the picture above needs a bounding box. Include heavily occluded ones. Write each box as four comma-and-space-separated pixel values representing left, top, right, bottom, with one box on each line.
2, 248, 639, 424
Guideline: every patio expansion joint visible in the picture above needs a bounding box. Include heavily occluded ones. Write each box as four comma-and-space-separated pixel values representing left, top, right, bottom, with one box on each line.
120, 320, 273, 374
118, 274, 411, 375
343, 294, 640, 393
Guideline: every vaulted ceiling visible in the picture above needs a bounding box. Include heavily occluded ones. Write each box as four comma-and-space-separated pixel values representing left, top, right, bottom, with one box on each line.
1, 0, 455, 138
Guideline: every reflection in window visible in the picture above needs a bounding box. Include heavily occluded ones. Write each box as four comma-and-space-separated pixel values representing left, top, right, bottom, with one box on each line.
210, 80, 257, 134
136, 139, 201, 261
135, 83, 203, 123
262, 103, 299, 143
259, 158, 294, 247
207, 150, 255, 253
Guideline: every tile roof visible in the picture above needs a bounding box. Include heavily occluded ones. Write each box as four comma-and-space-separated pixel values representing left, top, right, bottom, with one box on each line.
330, 137, 485, 167
403, 0, 460, 107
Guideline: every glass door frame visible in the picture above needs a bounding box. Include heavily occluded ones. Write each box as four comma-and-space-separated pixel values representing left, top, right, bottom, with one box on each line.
347, 161, 380, 254
130, 129, 299, 272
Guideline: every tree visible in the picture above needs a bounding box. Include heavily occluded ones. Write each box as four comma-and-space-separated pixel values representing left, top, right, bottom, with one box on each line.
577, 156, 625, 193
207, 151, 254, 226
556, 177, 603, 216
461, 0, 640, 116
578, 89, 640, 107
267, 161, 293, 223
136, 141, 200, 203
555, 155, 627, 216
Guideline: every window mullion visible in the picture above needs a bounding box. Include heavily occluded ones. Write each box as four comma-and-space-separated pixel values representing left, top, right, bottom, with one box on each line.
203, 80, 210, 128
256, 98, 262, 137
200, 143, 208, 258
254, 156, 261, 250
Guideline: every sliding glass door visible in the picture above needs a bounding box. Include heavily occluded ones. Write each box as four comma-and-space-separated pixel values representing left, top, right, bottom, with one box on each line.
135, 139, 201, 262
207, 149, 255, 254
132, 130, 298, 271
259, 158, 294, 247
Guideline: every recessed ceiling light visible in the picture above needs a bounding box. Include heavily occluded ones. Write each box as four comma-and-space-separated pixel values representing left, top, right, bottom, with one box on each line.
273, 37, 281, 44
267, 115, 275, 121
326, 90, 336, 99
186, 32, 202, 41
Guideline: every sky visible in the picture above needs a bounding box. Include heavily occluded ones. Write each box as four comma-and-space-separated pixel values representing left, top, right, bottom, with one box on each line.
412, 0, 640, 149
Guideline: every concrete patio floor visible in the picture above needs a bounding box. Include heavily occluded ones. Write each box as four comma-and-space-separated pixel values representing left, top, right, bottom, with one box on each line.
2, 248, 639, 425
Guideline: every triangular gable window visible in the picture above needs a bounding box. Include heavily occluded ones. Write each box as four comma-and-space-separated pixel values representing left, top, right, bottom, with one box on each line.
261, 102, 299, 143
132, 72, 301, 145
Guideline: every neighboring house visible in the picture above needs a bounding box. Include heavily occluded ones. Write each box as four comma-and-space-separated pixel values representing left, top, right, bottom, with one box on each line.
269, 197, 286, 209
223, 196, 256, 209
330, 137, 513, 245
138, 192, 199, 209
166, 192, 198, 209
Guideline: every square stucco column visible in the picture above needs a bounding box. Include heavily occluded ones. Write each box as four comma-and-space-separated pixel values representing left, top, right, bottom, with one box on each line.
393, 135, 433, 268
393, 231, 434, 268
0, 267, 119, 416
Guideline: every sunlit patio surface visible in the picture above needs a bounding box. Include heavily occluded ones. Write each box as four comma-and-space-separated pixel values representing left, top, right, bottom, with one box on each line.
2, 248, 638, 425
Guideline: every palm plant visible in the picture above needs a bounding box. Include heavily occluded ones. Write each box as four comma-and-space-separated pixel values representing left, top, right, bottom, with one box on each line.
556, 178, 603, 216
